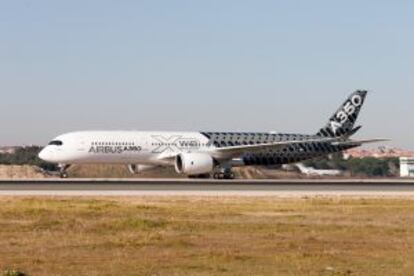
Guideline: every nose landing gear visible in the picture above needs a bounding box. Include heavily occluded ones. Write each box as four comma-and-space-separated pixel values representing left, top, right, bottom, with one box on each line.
58, 164, 71, 178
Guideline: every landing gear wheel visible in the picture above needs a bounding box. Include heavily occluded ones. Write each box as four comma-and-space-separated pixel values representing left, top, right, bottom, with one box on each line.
213, 167, 235, 180
58, 164, 71, 179
60, 172, 68, 179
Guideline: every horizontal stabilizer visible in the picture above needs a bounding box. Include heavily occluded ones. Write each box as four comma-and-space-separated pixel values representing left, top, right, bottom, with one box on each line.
333, 138, 390, 146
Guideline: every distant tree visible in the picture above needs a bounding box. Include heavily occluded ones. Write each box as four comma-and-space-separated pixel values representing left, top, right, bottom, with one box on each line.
0, 146, 57, 171
304, 155, 399, 177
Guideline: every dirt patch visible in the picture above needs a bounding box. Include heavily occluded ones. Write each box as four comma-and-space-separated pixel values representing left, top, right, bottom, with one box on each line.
0, 165, 46, 179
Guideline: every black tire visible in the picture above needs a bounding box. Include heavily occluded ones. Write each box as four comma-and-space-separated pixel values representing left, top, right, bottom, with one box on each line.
60, 172, 68, 178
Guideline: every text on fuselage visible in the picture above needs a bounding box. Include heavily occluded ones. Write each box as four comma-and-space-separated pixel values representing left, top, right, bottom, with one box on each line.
89, 145, 142, 154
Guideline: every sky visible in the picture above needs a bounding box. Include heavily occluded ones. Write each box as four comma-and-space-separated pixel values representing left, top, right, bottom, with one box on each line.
0, 1, 413, 148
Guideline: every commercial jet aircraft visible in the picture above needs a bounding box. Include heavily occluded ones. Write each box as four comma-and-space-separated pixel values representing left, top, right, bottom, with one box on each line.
39, 90, 385, 179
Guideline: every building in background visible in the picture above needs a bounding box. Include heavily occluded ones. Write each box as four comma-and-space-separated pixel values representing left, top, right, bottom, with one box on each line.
400, 157, 414, 177
345, 147, 414, 159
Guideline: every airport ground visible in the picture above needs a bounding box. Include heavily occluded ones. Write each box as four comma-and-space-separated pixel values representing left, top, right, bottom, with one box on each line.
1, 195, 414, 276
1, 164, 413, 275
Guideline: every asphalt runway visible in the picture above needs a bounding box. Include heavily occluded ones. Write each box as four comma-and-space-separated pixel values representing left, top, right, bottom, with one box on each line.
0, 179, 414, 197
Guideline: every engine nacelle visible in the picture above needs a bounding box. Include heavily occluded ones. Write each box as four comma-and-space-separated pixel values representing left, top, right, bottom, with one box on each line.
175, 153, 214, 176
127, 164, 158, 174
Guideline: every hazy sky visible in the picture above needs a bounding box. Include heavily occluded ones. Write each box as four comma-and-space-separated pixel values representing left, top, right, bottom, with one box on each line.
0, 1, 413, 148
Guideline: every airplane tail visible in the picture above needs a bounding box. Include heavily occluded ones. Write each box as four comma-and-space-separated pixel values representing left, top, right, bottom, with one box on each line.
316, 90, 368, 138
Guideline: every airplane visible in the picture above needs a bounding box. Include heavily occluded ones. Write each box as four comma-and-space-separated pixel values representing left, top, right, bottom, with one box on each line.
38, 90, 386, 179
294, 163, 342, 177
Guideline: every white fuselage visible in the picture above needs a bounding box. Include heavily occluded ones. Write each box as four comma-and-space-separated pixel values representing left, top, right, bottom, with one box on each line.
39, 131, 213, 166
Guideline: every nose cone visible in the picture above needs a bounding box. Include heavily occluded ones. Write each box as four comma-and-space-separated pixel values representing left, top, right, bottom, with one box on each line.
38, 147, 54, 163
38, 148, 47, 161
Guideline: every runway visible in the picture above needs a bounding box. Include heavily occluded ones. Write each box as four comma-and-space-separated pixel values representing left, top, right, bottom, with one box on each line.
0, 179, 414, 197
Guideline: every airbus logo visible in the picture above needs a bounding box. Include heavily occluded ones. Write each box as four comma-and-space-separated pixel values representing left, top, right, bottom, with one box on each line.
89, 145, 142, 154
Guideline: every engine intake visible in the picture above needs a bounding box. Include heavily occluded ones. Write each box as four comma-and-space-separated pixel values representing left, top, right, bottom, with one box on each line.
175, 153, 214, 176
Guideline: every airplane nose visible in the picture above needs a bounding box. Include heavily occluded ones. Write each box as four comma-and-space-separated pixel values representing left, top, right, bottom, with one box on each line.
38, 149, 46, 160
38, 148, 53, 162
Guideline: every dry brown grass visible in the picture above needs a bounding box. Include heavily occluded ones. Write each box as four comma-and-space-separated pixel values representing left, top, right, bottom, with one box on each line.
67, 164, 184, 178
0, 197, 414, 275
0, 165, 46, 179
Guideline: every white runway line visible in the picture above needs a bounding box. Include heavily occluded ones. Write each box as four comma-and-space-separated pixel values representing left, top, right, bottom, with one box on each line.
1, 190, 414, 197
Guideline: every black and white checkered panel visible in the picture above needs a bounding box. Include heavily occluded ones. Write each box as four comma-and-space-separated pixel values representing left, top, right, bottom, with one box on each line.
317, 90, 367, 137
200, 132, 357, 166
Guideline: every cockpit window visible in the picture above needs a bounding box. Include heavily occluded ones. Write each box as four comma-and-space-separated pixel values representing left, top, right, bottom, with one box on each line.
48, 140, 63, 146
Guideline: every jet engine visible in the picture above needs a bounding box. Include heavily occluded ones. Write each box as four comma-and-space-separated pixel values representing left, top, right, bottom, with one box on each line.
175, 153, 214, 176
127, 164, 159, 174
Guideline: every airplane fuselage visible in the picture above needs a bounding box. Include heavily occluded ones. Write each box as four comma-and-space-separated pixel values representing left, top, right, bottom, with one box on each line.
39, 131, 356, 166
38, 91, 381, 179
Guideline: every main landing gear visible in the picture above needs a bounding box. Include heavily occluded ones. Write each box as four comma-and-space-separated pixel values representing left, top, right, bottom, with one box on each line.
188, 168, 236, 180
58, 164, 71, 178
213, 167, 235, 180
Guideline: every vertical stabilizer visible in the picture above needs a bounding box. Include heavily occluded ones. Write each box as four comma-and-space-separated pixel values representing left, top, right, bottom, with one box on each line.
317, 90, 367, 137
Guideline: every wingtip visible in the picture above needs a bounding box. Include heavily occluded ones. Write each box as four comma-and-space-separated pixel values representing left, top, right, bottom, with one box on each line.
356, 138, 391, 144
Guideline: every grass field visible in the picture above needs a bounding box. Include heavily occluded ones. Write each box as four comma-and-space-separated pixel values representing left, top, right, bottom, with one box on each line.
0, 197, 413, 276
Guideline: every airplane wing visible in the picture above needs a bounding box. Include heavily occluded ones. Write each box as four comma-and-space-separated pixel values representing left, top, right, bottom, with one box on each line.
333, 138, 390, 146
157, 137, 389, 162
156, 137, 339, 162
209, 137, 340, 159
210, 138, 389, 160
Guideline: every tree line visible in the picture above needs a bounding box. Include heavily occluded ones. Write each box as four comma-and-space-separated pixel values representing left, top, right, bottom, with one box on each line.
304, 153, 400, 177
0, 146, 57, 171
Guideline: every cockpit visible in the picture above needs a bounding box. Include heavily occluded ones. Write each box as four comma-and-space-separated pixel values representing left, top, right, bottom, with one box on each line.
39, 138, 68, 163
48, 140, 63, 146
